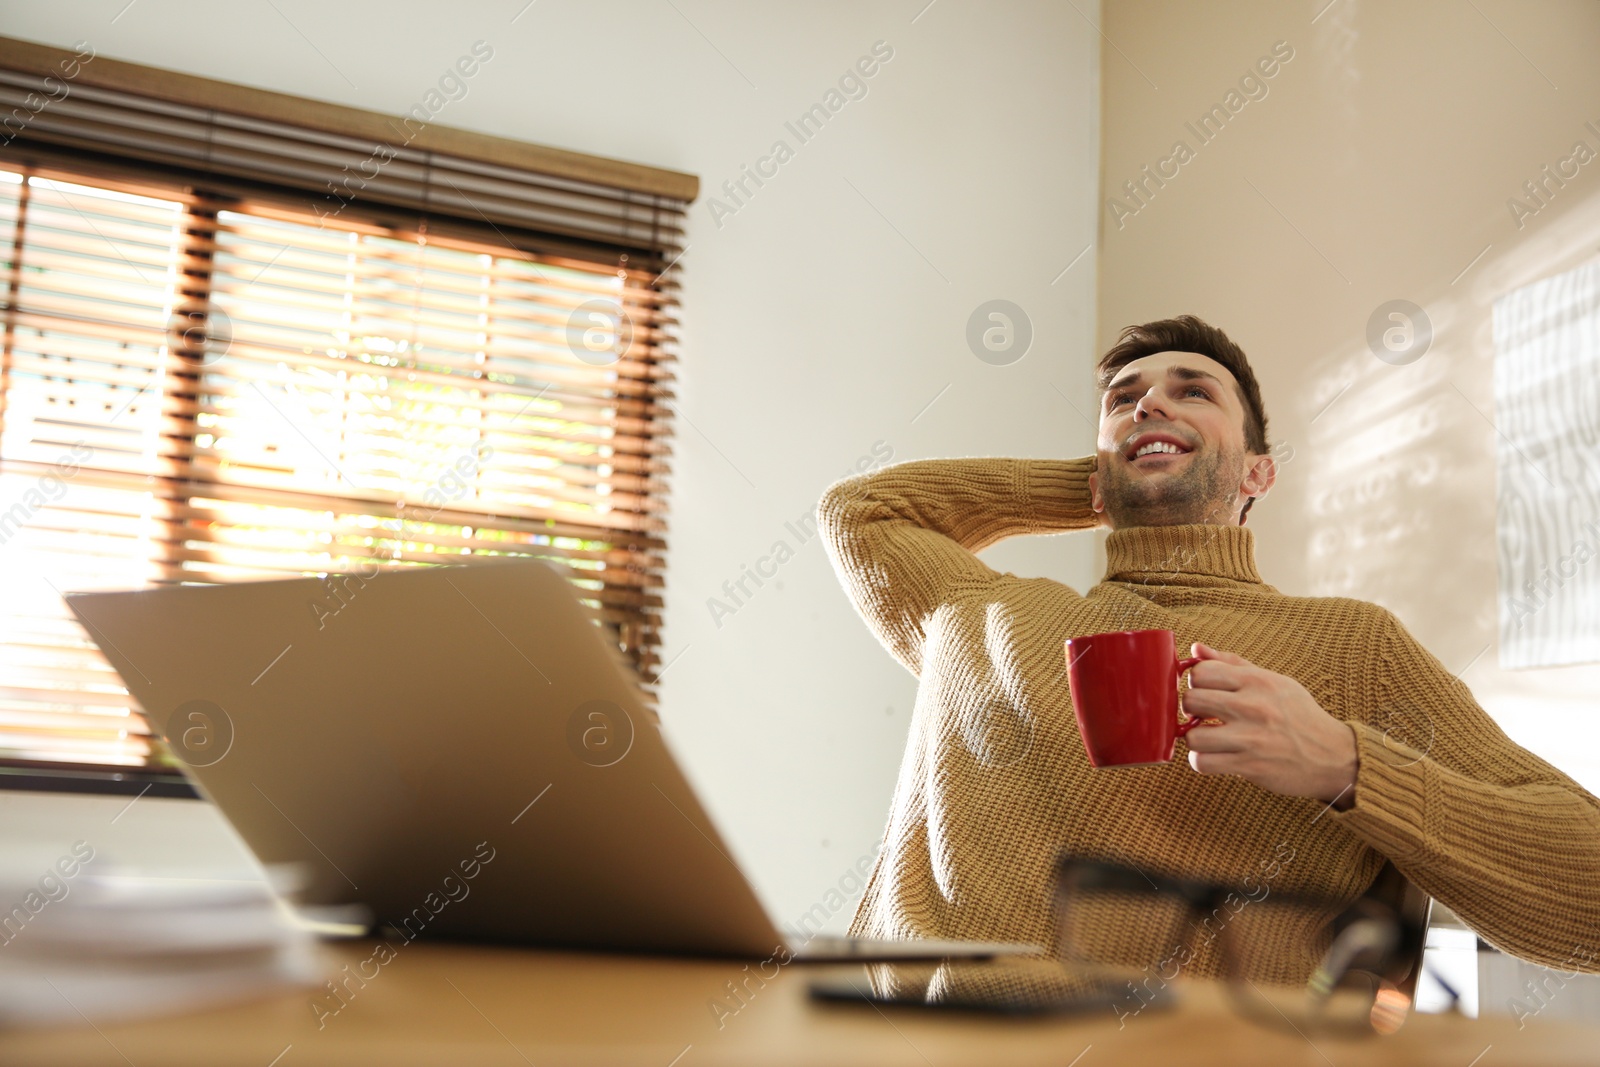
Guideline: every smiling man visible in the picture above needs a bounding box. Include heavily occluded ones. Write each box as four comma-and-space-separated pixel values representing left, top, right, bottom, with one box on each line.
819, 314, 1600, 986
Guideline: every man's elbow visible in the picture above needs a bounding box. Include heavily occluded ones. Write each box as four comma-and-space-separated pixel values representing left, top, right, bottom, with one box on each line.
816, 471, 880, 545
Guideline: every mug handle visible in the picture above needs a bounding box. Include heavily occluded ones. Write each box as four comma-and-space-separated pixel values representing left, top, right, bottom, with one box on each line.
1174, 656, 1216, 737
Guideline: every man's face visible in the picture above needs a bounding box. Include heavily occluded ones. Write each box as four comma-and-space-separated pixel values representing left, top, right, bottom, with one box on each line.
1089, 350, 1275, 529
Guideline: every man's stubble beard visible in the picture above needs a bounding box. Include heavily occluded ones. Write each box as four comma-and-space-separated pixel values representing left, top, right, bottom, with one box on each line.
1100, 442, 1247, 528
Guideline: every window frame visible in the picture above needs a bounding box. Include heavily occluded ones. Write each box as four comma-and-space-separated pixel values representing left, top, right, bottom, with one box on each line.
0, 37, 693, 794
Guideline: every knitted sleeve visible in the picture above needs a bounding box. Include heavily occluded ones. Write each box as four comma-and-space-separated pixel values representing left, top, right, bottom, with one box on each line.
1328, 609, 1600, 972
816, 456, 1100, 675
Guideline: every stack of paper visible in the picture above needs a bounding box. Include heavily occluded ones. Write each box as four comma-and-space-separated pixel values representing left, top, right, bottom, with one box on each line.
0, 864, 324, 1027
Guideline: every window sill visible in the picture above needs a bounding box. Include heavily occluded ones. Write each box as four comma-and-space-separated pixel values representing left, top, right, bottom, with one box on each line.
0, 761, 198, 799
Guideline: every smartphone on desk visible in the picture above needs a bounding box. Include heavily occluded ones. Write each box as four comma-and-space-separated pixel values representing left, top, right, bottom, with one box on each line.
807, 957, 1177, 1017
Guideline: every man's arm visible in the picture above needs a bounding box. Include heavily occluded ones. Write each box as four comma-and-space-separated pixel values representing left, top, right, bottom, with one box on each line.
816, 456, 1100, 676
1328, 610, 1600, 972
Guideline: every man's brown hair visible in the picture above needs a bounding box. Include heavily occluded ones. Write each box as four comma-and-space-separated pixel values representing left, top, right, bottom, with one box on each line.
1096, 315, 1270, 455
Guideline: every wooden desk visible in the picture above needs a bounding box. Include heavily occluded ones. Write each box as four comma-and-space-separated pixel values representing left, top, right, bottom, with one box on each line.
3, 941, 1596, 1066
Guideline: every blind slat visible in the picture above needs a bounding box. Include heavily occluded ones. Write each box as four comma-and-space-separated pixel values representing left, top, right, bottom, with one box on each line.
0, 70, 688, 267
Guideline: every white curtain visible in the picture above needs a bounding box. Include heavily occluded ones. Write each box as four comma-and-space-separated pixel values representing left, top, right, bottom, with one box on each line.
1492, 258, 1600, 668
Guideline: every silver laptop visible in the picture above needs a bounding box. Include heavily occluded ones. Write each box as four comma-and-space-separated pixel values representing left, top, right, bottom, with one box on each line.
66, 558, 1037, 961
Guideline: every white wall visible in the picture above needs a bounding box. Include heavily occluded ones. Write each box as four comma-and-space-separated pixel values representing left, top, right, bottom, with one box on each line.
1095, 0, 1600, 794
6, 1, 1102, 934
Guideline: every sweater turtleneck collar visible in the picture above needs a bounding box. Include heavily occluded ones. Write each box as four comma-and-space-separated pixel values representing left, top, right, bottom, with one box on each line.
1103, 523, 1265, 586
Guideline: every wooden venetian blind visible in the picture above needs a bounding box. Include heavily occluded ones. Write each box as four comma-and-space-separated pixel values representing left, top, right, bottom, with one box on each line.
0, 37, 691, 772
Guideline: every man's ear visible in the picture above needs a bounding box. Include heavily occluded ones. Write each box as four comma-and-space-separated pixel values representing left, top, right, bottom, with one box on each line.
1243, 452, 1276, 497
1088, 467, 1103, 515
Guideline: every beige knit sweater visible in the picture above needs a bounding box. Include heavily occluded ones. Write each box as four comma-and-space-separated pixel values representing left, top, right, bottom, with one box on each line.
818, 456, 1600, 983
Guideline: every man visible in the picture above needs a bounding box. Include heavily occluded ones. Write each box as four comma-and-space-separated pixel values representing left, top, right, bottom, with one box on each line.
818, 315, 1600, 987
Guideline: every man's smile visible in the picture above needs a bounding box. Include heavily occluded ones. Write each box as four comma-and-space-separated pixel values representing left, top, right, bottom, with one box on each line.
1122, 430, 1196, 466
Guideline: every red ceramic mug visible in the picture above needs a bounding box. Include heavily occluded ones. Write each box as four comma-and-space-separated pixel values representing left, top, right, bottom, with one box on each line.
1064, 628, 1217, 768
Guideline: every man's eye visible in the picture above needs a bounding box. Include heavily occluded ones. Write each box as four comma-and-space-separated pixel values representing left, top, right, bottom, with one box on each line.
1185, 386, 1210, 399
1109, 393, 1132, 407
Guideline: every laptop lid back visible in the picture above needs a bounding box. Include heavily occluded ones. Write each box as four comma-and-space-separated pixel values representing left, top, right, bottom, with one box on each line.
66, 558, 782, 956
